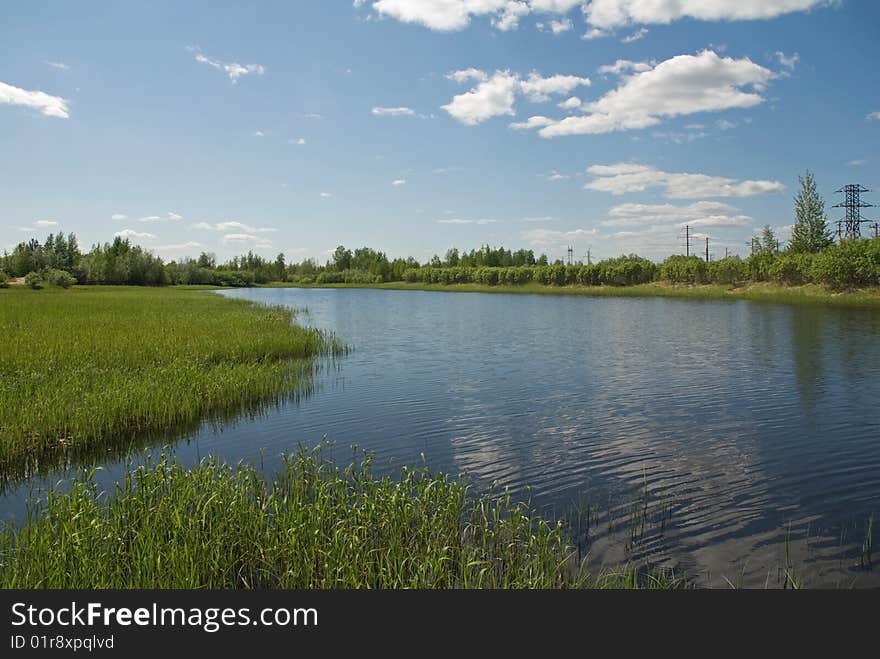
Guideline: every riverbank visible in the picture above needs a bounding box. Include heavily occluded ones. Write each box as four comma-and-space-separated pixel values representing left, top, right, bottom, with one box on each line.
265, 281, 880, 308
0, 286, 342, 476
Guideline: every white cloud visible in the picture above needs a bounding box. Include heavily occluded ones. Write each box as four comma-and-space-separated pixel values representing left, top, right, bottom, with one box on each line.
867, 111, 880, 121
446, 68, 488, 84
549, 18, 573, 33
372, 106, 416, 116
717, 118, 737, 130
523, 215, 554, 222
545, 170, 570, 181
372, 0, 515, 31
510, 115, 556, 130
443, 70, 589, 125
156, 241, 203, 251
34, 219, 59, 227
651, 129, 707, 144
115, 229, 156, 239
222, 233, 273, 248
600, 201, 752, 228
597, 59, 654, 76
392, 179, 406, 186
253, 130, 265, 137
303, 113, 324, 119
111, 213, 127, 221
521, 227, 597, 247
533, 51, 773, 138
0, 80, 69, 118
621, 27, 648, 42
585, 163, 785, 198
291, 137, 307, 145
582, 27, 609, 40
320, 192, 333, 198
558, 96, 581, 110
45, 61, 70, 71
437, 218, 498, 225
137, 213, 183, 223
190, 47, 265, 82
582, 0, 833, 30
775, 51, 800, 69
193, 221, 277, 233
847, 159, 866, 167
493, 2, 531, 30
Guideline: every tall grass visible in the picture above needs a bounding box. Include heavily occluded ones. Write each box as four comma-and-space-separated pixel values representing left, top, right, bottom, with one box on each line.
0, 448, 684, 589
0, 287, 342, 476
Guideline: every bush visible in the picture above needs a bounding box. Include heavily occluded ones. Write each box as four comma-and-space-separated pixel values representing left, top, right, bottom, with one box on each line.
660, 255, 708, 284
0, 271, 8, 288
769, 252, 814, 285
706, 257, 745, 285
43, 268, 77, 289
811, 238, 880, 289
744, 253, 776, 282
24, 271, 43, 289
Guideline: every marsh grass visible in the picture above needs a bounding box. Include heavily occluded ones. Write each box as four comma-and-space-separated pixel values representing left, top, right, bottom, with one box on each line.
0, 447, 686, 589
0, 287, 343, 476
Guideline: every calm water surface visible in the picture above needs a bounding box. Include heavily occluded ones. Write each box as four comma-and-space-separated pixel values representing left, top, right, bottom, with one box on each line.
4, 288, 880, 587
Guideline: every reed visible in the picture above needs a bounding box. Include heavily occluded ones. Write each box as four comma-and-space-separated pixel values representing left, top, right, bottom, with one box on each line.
0, 448, 685, 589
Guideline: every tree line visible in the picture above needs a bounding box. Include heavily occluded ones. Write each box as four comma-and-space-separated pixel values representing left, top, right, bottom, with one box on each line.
2, 171, 878, 291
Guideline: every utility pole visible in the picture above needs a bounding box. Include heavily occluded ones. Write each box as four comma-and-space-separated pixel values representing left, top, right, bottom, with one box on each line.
566, 245, 574, 266
705, 237, 710, 263
681, 225, 692, 257
724, 247, 729, 259
586, 248, 592, 265
872, 222, 880, 239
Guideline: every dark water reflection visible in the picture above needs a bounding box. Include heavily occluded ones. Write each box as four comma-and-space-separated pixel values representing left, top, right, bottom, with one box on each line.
3, 288, 879, 587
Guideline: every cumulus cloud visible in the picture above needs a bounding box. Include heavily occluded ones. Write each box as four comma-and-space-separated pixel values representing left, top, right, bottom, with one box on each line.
596, 59, 654, 76
867, 111, 880, 121
115, 229, 156, 239
621, 27, 648, 43
443, 69, 590, 125
549, 18, 573, 33
372, 106, 416, 116
775, 51, 800, 69
156, 241, 203, 251
189, 47, 265, 82
558, 96, 582, 110
291, 137, 307, 145
193, 221, 277, 233
111, 213, 127, 221
510, 115, 556, 130
34, 219, 59, 227
585, 163, 785, 199
392, 179, 406, 186
0, 80, 69, 118
544, 170, 570, 181
523, 51, 773, 138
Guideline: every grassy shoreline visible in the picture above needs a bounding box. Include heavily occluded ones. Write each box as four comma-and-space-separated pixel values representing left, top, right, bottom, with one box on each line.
264, 280, 880, 308
0, 286, 342, 477
0, 448, 682, 589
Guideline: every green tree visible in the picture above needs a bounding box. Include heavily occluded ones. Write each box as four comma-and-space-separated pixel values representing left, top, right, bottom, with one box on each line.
789, 170, 833, 253
331, 245, 352, 271
760, 225, 779, 254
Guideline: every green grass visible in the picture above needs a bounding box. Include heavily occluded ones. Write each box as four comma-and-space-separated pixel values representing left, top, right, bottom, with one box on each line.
0, 286, 342, 478
271, 280, 880, 308
0, 447, 685, 589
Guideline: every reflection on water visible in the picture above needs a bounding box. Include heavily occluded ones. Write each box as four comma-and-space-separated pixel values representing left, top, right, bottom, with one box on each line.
2, 288, 879, 587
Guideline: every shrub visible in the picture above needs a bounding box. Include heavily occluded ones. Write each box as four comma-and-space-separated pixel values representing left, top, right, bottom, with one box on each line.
811, 238, 880, 289
0, 271, 8, 288
744, 253, 776, 282
597, 255, 656, 286
706, 257, 745, 285
660, 255, 708, 284
768, 252, 814, 285
24, 271, 43, 289
43, 268, 77, 289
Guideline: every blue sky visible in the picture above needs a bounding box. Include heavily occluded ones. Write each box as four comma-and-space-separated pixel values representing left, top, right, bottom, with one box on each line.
2, 1, 878, 264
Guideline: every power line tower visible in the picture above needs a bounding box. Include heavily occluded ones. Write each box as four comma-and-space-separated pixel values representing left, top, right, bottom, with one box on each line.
680, 225, 692, 257
833, 184, 874, 240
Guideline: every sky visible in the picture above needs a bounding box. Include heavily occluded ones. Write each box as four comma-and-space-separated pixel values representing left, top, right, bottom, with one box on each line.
1, 0, 879, 264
